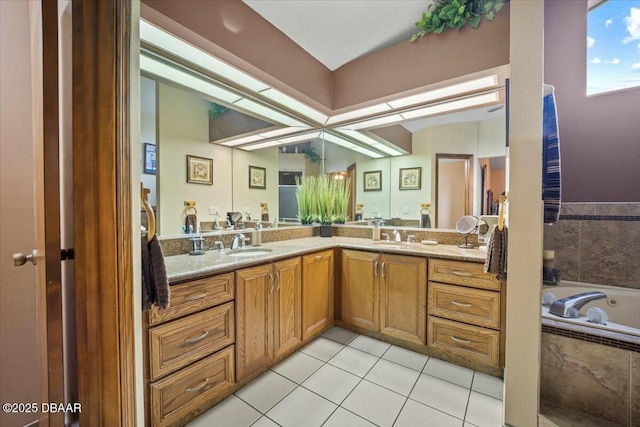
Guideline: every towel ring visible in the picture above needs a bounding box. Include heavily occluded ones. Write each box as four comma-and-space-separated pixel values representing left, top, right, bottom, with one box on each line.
498, 195, 508, 231
184, 201, 198, 216
141, 183, 155, 242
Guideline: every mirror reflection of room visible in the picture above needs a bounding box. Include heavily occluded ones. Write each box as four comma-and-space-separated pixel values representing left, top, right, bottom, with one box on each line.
140, 59, 506, 236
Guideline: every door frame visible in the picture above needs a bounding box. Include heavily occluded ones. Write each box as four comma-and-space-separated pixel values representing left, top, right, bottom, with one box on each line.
434, 153, 473, 228
72, 0, 136, 425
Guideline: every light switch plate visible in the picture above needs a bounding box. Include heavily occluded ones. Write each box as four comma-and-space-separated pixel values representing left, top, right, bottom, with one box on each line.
209, 206, 219, 215
402, 206, 410, 214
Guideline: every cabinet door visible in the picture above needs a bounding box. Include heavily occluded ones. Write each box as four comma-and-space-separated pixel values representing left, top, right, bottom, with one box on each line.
302, 250, 334, 341
273, 257, 302, 358
236, 264, 273, 381
341, 250, 379, 331
380, 254, 427, 345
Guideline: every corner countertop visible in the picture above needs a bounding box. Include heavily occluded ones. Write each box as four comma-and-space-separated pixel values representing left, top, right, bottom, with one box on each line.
164, 236, 488, 284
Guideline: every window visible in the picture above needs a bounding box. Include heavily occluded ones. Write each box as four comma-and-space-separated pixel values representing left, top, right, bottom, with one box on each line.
587, 0, 640, 95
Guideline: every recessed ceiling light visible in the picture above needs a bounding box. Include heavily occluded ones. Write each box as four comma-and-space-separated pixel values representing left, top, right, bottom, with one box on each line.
400, 92, 500, 120
326, 104, 392, 125
259, 88, 328, 124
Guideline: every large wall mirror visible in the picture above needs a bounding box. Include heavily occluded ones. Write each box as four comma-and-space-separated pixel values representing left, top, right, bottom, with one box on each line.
139, 21, 507, 237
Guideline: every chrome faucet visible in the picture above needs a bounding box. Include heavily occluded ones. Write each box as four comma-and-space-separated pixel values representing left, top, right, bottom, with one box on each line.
548, 291, 607, 318
212, 240, 224, 252
230, 233, 249, 250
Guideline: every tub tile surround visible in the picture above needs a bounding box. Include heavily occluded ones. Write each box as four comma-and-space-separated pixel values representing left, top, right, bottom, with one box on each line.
544, 202, 640, 289
189, 328, 504, 427
540, 333, 637, 426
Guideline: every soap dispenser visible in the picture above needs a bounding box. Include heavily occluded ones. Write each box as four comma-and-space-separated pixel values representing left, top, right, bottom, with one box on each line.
372, 221, 381, 241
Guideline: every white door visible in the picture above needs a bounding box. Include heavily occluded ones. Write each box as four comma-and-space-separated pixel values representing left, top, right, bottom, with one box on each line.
0, 2, 56, 426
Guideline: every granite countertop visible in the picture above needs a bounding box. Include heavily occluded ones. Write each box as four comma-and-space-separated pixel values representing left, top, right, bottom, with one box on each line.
164, 236, 488, 284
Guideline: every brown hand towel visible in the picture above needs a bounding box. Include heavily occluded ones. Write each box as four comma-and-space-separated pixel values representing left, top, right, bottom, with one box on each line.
148, 235, 170, 309
484, 226, 508, 281
185, 214, 198, 234
141, 236, 154, 310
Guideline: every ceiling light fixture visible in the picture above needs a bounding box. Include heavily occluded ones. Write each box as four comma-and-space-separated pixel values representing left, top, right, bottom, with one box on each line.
336, 129, 406, 156
140, 20, 270, 93
387, 75, 498, 109
326, 104, 392, 125
400, 92, 500, 120
259, 88, 328, 124
140, 54, 243, 104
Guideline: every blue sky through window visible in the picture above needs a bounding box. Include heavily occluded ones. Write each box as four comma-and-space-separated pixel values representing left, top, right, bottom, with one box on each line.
587, 0, 640, 95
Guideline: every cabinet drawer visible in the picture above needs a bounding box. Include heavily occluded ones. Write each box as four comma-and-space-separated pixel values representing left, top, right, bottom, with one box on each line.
427, 316, 500, 368
150, 302, 235, 380
428, 282, 500, 329
428, 259, 500, 290
150, 273, 234, 325
150, 346, 235, 427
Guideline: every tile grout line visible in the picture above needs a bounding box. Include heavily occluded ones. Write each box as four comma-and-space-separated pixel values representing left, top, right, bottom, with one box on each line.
389, 356, 426, 427
462, 371, 476, 424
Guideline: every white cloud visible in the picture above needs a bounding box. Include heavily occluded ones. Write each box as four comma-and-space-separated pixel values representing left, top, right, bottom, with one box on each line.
632, 63, 640, 71
623, 7, 640, 44
605, 18, 613, 28
587, 35, 596, 48
591, 57, 602, 64
606, 58, 621, 64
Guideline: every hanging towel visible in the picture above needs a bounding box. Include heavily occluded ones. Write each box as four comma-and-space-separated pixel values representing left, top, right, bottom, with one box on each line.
484, 226, 508, 281
542, 89, 561, 224
420, 213, 431, 228
185, 214, 198, 234
142, 235, 170, 311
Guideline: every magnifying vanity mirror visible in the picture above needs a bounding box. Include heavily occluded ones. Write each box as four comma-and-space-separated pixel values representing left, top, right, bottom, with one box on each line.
139, 23, 508, 238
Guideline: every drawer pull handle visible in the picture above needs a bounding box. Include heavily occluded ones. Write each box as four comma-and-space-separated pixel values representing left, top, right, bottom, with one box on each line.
184, 292, 208, 301
452, 270, 473, 277
451, 335, 472, 344
374, 260, 378, 278
185, 378, 209, 393
275, 271, 281, 292
451, 300, 473, 308
183, 330, 209, 345
315, 255, 324, 260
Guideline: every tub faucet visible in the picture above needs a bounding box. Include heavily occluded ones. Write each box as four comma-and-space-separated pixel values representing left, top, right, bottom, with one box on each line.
548, 291, 607, 318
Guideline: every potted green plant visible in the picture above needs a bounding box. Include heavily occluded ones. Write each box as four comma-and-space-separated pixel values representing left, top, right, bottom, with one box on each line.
295, 175, 317, 225
332, 176, 351, 226
315, 174, 335, 237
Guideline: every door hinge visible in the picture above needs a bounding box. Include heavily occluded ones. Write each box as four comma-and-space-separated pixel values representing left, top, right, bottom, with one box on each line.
60, 249, 75, 261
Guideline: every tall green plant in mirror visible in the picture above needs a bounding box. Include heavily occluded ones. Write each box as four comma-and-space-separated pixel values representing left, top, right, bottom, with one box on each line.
411, 0, 505, 41
295, 175, 351, 226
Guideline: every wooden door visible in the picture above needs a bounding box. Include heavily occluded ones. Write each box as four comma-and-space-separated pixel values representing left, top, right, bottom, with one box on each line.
341, 250, 379, 331
0, 3, 52, 426
273, 258, 302, 358
302, 250, 334, 341
236, 264, 273, 381
380, 254, 427, 345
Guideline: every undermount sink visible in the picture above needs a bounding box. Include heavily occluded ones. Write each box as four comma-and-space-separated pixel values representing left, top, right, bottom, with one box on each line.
226, 248, 274, 257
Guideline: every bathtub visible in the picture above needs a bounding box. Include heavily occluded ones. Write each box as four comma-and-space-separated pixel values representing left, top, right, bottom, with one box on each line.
541, 281, 640, 339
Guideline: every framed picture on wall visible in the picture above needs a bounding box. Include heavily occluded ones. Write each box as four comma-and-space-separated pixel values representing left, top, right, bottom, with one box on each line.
143, 143, 156, 175
249, 165, 266, 189
187, 155, 213, 185
399, 167, 421, 190
363, 170, 382, 192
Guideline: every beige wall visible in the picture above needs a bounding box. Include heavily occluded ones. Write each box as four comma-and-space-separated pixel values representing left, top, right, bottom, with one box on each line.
232, 147, 279, 221
140, 76, 157, 206
158, 83, 233, 235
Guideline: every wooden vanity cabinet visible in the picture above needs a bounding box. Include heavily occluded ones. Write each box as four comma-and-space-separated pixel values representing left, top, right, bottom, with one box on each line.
236, 257, 302, 381
146, 272, 236, 427
427, 259, 504, 369
341, 249, 427, 345
301, 250, 334, 341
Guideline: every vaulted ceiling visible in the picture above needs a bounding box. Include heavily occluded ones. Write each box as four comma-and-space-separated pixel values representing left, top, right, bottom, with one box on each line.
243, 0, 433, 70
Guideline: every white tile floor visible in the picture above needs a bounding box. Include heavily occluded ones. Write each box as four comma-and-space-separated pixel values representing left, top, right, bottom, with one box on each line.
188, 327, 504, 427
